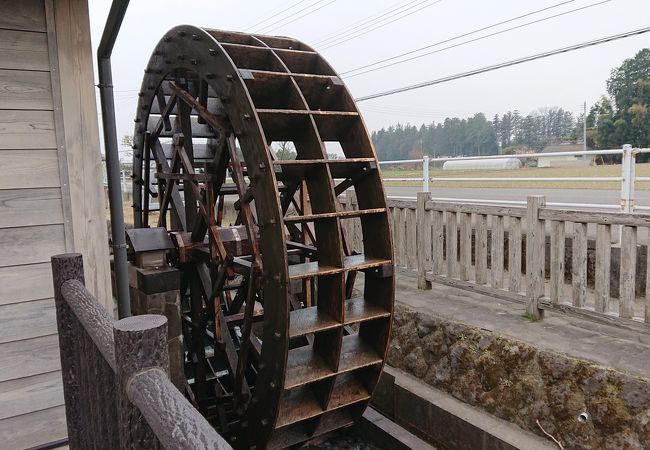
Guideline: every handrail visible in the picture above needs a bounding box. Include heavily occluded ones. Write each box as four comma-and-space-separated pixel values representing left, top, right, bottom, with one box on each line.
378, 147, 633, 165
60, 279, 116, 370
52, 253, 232, 450
127, 368, 232, 450
378, 145, 650, 212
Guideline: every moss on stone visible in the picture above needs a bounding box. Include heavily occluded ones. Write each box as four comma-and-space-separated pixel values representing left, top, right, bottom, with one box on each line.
387, 304, 650, 449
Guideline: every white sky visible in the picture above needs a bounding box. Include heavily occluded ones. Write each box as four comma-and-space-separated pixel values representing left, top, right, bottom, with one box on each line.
87, 0, 650, 148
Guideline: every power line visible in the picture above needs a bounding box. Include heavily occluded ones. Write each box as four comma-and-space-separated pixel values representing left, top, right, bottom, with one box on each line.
355, 26, 650, 102
340, 0, 577, 75
256, 0, 334, 33
313, 0, 428, 46
343, 0, 611, 78
260, 0, 338, 33
320, 0, 444, 50
244, 0, 311, 31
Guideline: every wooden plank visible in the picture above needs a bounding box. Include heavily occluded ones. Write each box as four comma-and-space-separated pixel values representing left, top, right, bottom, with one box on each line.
0, 262, 53, 306
595, 224, 611, 313
0, 188, 63, 228
0, 370, 63, 420
525, 196, 545, 320
386, 199, 416, 210
406, 208, 417, 270
540, 208, 650, 227
646, 234, 650, 323
475, 214, 487, 284
0, 29, 48, 71
572, 222, 588, 308
399, 208, 408, 268
619, 226, 637, 319
0, 0, 46, 32
0, 298, 56, 344
426, 201, 526, 218
445, 211, 457, 278
52, 0, 113, 306
490, 215, 504, 289
393, 207, 403, 267
416, 192, 432, 289
0, 334, 61, 383
0, 405, 66, 450
0, 224, 65, 267
508, 217, 522, 293
0, 69, 52, 109
388, 207, 395, 251
459, 212, 471, 281
549, 220, 565, 305
0, 150, 60, 189
0, 110, 56, 149
432, 210, 444, 275
352, 197, 363, 253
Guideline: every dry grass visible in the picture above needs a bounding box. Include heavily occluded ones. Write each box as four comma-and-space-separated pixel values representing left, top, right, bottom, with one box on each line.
381, 163, 650, 190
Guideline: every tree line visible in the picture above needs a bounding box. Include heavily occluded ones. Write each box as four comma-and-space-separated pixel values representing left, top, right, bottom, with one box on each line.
371, 48, 650, 161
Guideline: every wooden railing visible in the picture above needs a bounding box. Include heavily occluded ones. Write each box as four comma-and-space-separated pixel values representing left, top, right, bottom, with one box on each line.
343, 192, 650, 329
51, 253, 231, 450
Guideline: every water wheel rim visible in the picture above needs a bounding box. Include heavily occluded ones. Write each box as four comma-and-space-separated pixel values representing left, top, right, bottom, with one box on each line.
131, 26, 394, 449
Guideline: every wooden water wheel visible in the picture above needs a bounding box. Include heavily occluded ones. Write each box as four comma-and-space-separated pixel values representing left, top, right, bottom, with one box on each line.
131, 26, 394, 449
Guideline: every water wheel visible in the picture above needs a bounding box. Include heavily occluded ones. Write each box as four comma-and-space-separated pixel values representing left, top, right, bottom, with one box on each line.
131, 26, 394, 449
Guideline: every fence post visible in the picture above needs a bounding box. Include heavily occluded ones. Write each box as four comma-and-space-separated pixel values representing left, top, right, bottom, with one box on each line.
51, 254, 87, 449
620, 144, 635, 213
417, 191, 432, 289
422, 156, 430, 193
114, 314, 169, 449
526, 196, 546, 320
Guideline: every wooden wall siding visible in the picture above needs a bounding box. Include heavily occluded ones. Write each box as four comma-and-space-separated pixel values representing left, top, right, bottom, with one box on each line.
53, 0, 112, 306
0, 188, 63, 228
0, 405, 67, 450
0, 262, 53, 306
0, 0, 47, 32
0, 335, 60, 383
0, 149, 60, 189
0, 298, 57, 344
0, 225, 66, 267
0, 370, 64, 420
0, 69, 53, 109
0, 110, 56, 149
0, 0, 113, 445
0, 29, 49, 71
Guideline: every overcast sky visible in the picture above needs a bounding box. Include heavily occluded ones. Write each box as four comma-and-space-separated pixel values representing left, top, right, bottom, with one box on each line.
87, 0, 650, 149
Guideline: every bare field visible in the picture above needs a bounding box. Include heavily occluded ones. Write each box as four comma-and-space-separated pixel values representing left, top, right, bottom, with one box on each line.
381, 163, 650, 190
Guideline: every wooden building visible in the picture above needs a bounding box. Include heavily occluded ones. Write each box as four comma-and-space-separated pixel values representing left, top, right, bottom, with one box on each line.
0, 0, 112, 447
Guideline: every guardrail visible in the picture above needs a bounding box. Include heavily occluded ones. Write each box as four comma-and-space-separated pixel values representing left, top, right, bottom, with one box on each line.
342, 192, 650, 331
379, 145, 650, 212
51, 253, 231, 450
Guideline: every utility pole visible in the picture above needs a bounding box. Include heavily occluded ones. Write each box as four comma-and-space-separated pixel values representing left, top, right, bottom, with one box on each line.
583, 101, 587, 151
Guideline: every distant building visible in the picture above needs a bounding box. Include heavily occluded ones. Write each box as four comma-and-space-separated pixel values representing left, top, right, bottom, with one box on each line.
537, 143, 593, 168
442, 158, 522, 170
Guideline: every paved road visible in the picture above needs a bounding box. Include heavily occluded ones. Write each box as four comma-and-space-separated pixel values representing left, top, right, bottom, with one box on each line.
385, 186, 650, 209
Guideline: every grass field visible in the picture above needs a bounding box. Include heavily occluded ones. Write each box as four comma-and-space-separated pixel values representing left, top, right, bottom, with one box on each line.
380, 163, 650, 190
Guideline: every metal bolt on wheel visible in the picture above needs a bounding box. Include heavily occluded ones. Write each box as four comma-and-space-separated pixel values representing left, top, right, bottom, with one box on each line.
131, 27, 394, 449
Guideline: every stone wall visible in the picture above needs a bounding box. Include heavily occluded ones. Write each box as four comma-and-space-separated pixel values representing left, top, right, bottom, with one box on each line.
388, 305, 650, 449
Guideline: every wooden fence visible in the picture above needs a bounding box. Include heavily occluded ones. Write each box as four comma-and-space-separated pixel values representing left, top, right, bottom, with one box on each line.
51, 253, 231, 450
343, 191, 650, 329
